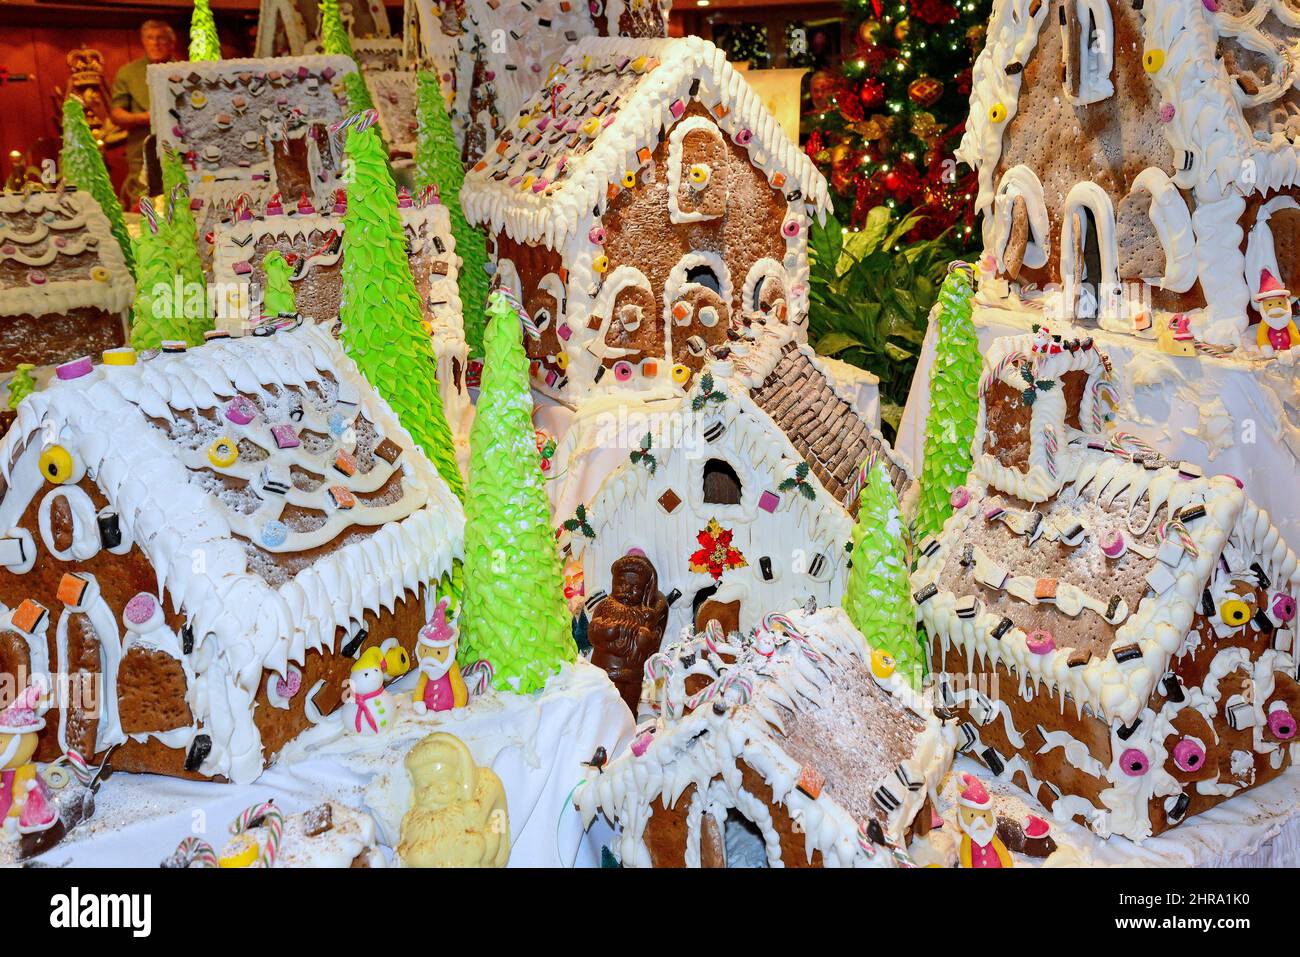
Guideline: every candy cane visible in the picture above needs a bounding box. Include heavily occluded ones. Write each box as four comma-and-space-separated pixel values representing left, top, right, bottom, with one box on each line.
843, 447, 880, 510
231, 801, 284, 868
1108, 430, 1155, 460
461, 659, 495, 697
763, 612, 823, 663
856, 819, 878, 858
1157, 517, 1199, 559
703, 618, 724, 656
979, 350, 1026, 398
137, 198, 158, 233
170, 836, 218, 868
62, 748, 94, 787
1044, 424, 1058, 481
329, 108, 380, 136
165, 182, 186, 225
492, 288, 539, 340
1091, 379, 1119, 433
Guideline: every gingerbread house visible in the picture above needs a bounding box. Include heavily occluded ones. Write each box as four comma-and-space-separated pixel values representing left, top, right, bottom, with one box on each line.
448, 0, 669, 166
256, 0, 393, 57
571, 327, 911, 640
210, 194, 472, 433
405, 0, 463, 96
960, 0, 1300, 348
0, 188, 133, 377
575, 605, 957, 867
462, 36, 831, 404
0, 323, 464, 784
913, 331, 1300, 841
148, 55, 356, 223
365, 69, 420, 156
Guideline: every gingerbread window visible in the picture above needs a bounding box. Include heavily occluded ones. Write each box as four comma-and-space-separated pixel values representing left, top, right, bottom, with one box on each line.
1059, 0, 1113, 105
667, 117, 729, 224
702, 458, 743, 505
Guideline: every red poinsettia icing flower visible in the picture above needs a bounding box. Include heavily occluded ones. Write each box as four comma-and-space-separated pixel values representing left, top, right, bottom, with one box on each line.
689, 518, 748, 581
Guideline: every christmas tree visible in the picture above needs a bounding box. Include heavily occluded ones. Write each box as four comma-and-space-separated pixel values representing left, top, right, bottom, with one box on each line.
804, 0, 990, 239
415, 71, 488, 357
130, 207, 193, 350
161, 148, 210, 343
337, 119, 464, 499
7, 364, 35, 410
320, 0, 376, 113
188, 0, 221, 62
844, 459, 925, 689
60, 98, 133, 271
261, 250, 297, 318
458, 291, 575, 693
914, 263, 980, 540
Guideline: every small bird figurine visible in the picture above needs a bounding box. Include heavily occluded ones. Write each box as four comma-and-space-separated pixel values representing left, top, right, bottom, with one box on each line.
582, 747, 608, 774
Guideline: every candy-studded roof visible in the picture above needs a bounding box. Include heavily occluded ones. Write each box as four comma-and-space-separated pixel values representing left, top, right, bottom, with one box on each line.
461, 35, 831, 248
0, 325, 463, 781
733, 331, 913, 518
211, 195, 462, 339
0, 189, 133, 319
914, 442, 1300, 726
575, 606, 955, 865
147, 55, 355, 190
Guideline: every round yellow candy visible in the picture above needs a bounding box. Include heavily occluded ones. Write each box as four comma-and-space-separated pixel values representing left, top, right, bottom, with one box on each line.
621, 171, 637, 189
581, 117, 600, 136
1143, 49, 1165, 73
39, 445, 75, 485
554, 351, 570, 370
688, 163, 711, 186
218, 834, 259, 868
90, 266, 110, 282
671, 363, 692, 385
207, 437, 239, 468
1219, 598, 1250, 627
102, 347, 137, 366
988, 102, 1007, 123
592, 254, 609, 274
870, 648, 896, 679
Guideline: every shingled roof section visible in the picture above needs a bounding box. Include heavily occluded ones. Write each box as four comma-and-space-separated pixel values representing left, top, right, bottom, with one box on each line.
747, 341, 911, 518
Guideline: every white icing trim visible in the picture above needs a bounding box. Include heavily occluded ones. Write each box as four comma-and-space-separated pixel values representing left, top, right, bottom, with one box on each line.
37, 486, 100, 562
992, 165, 1050, 271
1062, 0, 1115, 106
1131, 167, 1197, 293
1059, 181, 1123, 329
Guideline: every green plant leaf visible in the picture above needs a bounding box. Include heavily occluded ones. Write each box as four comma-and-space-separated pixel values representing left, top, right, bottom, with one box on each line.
814, 331, 866, 355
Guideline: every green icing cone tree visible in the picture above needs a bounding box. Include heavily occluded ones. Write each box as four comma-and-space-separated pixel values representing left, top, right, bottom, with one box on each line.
337, 122, 464, 499
261, 250, 297, 317
60, 98, 133, 270
161, 149, 210, 343
416, 71, 488, 357
188, 0, 221, 61
845, 460, 926, 690
914, 265, 980, 540
7, 364, 35, 410
458, 292, 576, 693
130, 214, 192, 350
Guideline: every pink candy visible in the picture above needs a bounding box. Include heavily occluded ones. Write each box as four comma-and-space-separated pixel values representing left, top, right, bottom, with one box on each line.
1172, 737, 1205, 773
225, 397, 257, 425
1272, 594, 1296, 623
1120, 748, 1149, 776
613, 361, 633, 382
631, 732, 653, 757
588, 225, 607, 245
124, 592, 157, 626
55, 356, 93, 381
781, 218, 801, 238
950, 486, 969, 509
1025, 629, 1055, 654
1158, 103, 1176, 123
1100, 529, 1127, 559
1269, 706, 1296, 740
275, 668, 302, 700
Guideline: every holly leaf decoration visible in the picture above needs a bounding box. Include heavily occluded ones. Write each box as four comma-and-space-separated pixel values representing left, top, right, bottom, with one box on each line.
699, 372, 714, 394
778, 477, 797, 492
1019, 362, 1034, 386
799, 483, 816, 501
1035, 380, 1055, 391
795, 461, 810, 481
562, 504, 595, 539
1022, 388, 1037, 406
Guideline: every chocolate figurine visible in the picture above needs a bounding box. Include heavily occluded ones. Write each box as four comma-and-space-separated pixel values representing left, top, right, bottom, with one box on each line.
589, 553, 669, 712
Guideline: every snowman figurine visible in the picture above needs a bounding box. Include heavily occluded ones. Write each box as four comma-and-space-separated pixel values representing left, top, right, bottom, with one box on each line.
341, 647, 397, 736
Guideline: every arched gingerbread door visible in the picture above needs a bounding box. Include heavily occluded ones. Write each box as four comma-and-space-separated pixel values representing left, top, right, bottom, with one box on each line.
692, 584, 740, 634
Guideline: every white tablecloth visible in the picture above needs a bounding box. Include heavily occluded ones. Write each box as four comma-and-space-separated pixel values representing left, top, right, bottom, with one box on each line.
897, 303, 1300, 554
19, 661, 632, 868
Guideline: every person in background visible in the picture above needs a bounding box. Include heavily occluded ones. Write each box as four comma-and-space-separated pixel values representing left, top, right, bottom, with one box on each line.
109, 19, 177, 210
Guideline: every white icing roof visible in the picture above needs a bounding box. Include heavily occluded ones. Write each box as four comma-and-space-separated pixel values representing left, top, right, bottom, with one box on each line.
576, 606, 956, 866
915, 447, 1300, 726
0, 189, 133, 319
461, 35, 831, 248
0, 325, 463, 782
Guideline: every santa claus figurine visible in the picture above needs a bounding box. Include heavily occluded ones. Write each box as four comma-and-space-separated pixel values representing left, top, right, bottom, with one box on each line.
413, 600, 468, 715
1254, 268, 1300, 354
956, 773, 1013, 868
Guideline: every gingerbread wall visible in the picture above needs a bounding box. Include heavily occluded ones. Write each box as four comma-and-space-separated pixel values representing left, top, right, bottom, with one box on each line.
995, 0, 1201, 307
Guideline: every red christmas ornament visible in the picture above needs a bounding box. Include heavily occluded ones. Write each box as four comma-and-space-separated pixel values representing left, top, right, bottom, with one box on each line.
908, 76, 944, 107
859, 77, 886, 109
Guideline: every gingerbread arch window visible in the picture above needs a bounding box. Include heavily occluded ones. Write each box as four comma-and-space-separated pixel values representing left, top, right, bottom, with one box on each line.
1246, 195, 1300, 307
1060, 181, 1121, 323
702, 458, 743, 505
666, 116, 729, 224
590, 265, 663, 369
741, 259, 789, 324
1118, 168, 1196, 292
1060, 0, 1113, 105
993, 166, 1049, 279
